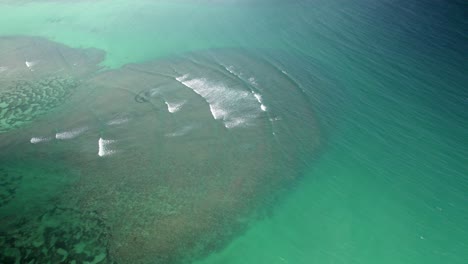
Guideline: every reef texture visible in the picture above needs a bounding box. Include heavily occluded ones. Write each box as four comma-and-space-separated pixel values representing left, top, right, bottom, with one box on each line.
0, 36, 104, 133
0, 207, 110, 264
0, 168, 21, 208
0, 38, 323, 264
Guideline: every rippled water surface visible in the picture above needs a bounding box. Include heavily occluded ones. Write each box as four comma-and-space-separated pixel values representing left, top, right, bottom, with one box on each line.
0, 0, 466, 263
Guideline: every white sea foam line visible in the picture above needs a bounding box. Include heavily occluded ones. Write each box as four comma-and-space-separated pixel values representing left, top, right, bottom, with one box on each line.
176, 74, 189, 82
222, 66, 266, 112
0, 66, 7, 73
252, 92, 262, 103
164, 100, 186, 113
225, 65, 235, 74
176, 74, 258, 128
55, 127, 88, 140
252, 92, 267, 111
30, 137, 51, 144
107, 117, 129, 126
98, 137, 115, 157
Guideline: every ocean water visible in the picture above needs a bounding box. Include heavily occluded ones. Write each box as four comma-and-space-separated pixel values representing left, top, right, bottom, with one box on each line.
0, 0, 467, 263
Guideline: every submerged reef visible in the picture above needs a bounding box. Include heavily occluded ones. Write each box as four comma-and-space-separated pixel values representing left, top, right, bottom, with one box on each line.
0, 168, 21, 208
0, 206, 110, 264
0, 77, 80, 132
0, 37, 324, 263
0, 36, 104, 133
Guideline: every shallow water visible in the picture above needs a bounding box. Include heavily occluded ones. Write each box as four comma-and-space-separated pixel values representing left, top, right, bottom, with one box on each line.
0, 0, 467, 263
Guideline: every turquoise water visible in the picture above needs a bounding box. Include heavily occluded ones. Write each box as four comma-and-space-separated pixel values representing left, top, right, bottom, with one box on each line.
0, 0, 467, 263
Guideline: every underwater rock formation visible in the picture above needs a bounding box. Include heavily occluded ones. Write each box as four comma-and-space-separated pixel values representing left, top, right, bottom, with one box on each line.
0, 77, 80, 132
0, 37, 324, 264
0, 168, 21, 208
0, 36, 104, 133
0, 207, 110, 264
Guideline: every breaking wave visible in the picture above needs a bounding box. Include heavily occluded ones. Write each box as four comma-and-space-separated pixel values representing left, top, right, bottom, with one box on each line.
30, 137, 51, 144
98, 137, 116, 157
55, 127, 88, 140
164, 100, 186, 113
175, 74, 260, 128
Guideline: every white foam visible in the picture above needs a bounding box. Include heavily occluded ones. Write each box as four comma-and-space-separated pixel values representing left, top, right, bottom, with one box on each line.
164, 100, 185, 113
251, 92, 267, 111
223, 67, 267, 112
248, 77, 258, 87
25, 61, 38, 71
55, 127, 88, 140
176, 74, 259, 128
98, 137, 115, 157
225, 65, 237, 76
176, 74, 190, 82
224, 117, 248, 129
208, 103, 228, 120
0, 66, 7, 73
253, 92, 262, 103
30, 137, 51, 144
107, 117, 129, 126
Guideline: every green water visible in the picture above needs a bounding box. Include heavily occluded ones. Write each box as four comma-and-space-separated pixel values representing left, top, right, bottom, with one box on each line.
0, 0, 467, 263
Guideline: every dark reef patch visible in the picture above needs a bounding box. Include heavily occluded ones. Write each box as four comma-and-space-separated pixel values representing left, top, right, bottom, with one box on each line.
0, 169, 21, 208
0, 206, 110, 264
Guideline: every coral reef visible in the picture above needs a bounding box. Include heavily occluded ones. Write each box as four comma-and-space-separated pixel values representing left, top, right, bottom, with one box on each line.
0, 168, 21, 208
0, 37, 324, 263
0, 77, 79, 132
0, 36, 104, 133
0, 207, 110, 264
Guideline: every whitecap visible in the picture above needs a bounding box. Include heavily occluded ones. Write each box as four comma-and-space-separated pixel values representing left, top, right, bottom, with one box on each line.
0, 66, 7, 73
107, 117, 129, 126
30, 137, 51, 144
164, 100, 186, 113
224, 118, 248, 129
248, 77, 258, 87
253, 92, 262, 103
176, 74, 190, 82
224, 65, 237, 76
252, 92, 267, 111
55, 127, 88, 140
98, 137, 115, 157
176, 74, 259, 128
25, 60, 38, 70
